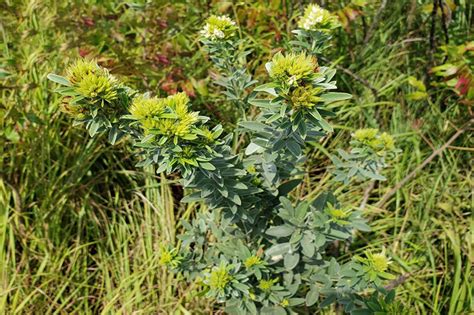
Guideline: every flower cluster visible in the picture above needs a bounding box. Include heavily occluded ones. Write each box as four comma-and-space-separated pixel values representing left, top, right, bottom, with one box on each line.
352, 128, 396, 155
355, 248, 395, 283
158, 246, 182, 269
204, 262, 235, 302
200, 15, 236, 41
267, 52, 318, 87
129, 92, 199, 142
297, 4, 340, 31
66, 59, 120, 106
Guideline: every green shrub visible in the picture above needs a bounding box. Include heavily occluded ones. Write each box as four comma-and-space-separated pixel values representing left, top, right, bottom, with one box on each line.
48, 4, 400, 314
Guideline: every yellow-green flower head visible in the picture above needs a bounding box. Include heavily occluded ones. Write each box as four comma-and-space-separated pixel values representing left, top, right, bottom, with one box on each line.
352, 128, 379, 143
159, 249, 173, 266
130, 92, 199, 139
66, 59, 101, 84
280, 299, 290, 307
258, 278, 278, 292
353, 129, 396, 153
244, 255, 263, 269
76, 72, 118, 103
268, 52, 318, 86
380, 132, 395, 151
164, 92, 190, 116
158, 246, 181, 268
129, 95, 166, 129
298, 4, 340, 31
206, 265, 233, 292
200, 15, 236, 41
328, 208, 349, 220
290, 86, 322, 109
365, 248, 391, 273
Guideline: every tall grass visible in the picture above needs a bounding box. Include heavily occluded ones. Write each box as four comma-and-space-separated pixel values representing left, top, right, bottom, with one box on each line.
1, 0, 472, 314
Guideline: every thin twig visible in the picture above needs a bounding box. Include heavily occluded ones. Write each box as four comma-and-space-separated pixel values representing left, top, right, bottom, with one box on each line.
376, 119, 473, 208
384, 273, 412, 290
363, 0, 388, 44
359, 181, 375, 210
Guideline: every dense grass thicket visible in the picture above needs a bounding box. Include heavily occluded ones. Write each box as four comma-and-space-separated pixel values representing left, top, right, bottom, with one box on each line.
1, 1, 472, 314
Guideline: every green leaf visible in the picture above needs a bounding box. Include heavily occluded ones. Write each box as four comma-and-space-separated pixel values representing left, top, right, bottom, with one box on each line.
265, 243, 291, 259
284, 253, 300, 270
306, 288, 319, 306
287, 140, 301, 157
199, 162, 216, 171
254, 82, 278, 96
47, 73, 71, 86
266, 225, 294, 237
247, 99, 279, 110
277, 179, 302, 196
181, 192, 203, 203
238, 121, 269, 132
261, 306, 286, 315
321, 92, 352, 104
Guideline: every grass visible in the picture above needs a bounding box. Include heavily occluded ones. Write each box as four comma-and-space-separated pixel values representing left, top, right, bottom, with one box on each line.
1, 0, 472, 314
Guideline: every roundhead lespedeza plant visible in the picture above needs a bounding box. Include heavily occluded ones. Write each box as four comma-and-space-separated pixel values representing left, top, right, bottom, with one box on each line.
48, 5, 401, 314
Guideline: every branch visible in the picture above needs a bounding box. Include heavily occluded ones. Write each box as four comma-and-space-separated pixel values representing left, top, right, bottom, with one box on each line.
363, 0, 388, 44
376, 119, 473, 208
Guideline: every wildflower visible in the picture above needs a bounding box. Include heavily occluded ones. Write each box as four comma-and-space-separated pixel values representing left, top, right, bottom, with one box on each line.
76, 72, 118, 103
200, 15, 236, 41
352, 128, 379, 143
130, 92, 199, 140
352, 129, 396, 154
380, 132, 395, 151
66, 59, 101, 84
280, 299, 290, 307
244, 255, 263, 269
355, 247, 394, 281
258, 278, 278, 292
206, 263, 233, 293
289, 86, 323, 108
129, 95, 166, 129
326, 205, 351, 225
370, 251, 391, 273
158, 246, 182, 269
298, 4, 339, 31
268, 52, 317, 86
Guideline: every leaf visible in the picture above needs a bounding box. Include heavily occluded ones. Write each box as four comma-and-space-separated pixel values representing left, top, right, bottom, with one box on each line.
261, 306, 286, 315
277, 179, 302, 196
320, 294, 337, 308
199, 162, 216, 171
262, 162, 277, 183
247, 98, 279, 110
266, 225, 294, 237
287, 140, 302, 157
254, 82, 278, 96
407, 76, 426, 91
181, 192, 203, 203
284, 253, 300, 270
321, 92, 352, 104
88, 120, 101, 137
47, 73, 71, 86
306, 288, 319, 306
238, 121, 269, 132
301, 233, 315, 257
245, 142, 262, 155
265, 242, 291, 259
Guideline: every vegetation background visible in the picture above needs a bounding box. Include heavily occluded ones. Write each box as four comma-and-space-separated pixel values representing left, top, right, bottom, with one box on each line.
0, 0, 472, 314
